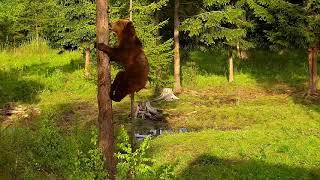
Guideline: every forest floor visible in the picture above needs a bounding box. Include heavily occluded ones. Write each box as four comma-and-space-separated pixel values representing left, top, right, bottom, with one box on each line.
0, 42, 320, 179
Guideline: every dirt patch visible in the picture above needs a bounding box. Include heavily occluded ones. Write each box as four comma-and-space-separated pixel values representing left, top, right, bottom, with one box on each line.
0, 102, 40, 129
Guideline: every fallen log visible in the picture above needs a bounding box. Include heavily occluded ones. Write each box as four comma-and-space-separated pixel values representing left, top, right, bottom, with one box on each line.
135, 101, 162, 121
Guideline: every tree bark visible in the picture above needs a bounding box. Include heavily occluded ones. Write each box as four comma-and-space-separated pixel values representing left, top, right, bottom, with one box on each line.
308, 47, 318, 95
174, 0, 182, 93
96, 0, 116, 179
228, 50, 234, 82
85, 47, 90, 77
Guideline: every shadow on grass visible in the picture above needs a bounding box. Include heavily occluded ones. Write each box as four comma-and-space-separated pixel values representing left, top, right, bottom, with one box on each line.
185, 50, 308, 87
180, 154, 320, 179
0, 70, 44, 106
48, 99, 170, 136
15, 58, 85, 77
184, 50, 320, 111
0, 58, 86, 106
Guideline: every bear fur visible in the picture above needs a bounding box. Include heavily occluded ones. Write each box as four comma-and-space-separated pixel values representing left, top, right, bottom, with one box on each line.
96, 19, 149, 102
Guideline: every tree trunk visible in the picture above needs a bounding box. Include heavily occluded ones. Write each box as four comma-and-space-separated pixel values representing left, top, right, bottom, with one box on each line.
308, 47, 318, 95
13, 36, 16, 53
129, 0, 135, 123
35, 22, 39, 47
237, 42, 241, 58
129, 0, 133, 21
96, 0, 116, 179
228, 51, 234, 82
85, 47, 90, 77
130, 92, 135, 148
173, 0, 182, 93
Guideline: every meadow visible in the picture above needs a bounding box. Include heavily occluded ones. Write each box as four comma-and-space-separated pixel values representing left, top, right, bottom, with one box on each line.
1, 42, 320, 179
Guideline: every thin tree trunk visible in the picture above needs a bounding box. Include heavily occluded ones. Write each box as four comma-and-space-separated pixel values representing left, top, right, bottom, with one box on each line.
129, 0, 135, 122
308, 47, 318, 95
129, 0, 133, 21
35, 20, 39, 47
130, 92, 135, 147
96, 0, 116, 179
174, 0, 182, 93
228, 50, 234, 82
127, 3, 136, 178
13, 36, 16, 53
237, 42, 241, 58
85, 47, 90, 77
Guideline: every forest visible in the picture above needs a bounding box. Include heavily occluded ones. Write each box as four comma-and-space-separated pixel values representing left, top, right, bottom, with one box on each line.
0, 0, 320, 179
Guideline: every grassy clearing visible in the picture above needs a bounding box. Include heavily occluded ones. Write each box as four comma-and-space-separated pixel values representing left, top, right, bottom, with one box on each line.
0, 43, 320, 179
150, 50, 320, 179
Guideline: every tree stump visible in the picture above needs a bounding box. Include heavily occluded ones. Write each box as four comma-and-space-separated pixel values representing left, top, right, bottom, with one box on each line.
153, 88, 179, 102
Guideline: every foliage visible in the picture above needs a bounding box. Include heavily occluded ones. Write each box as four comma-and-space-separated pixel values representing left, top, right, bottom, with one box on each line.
245, 0, 320, 50
115, 127, 153, 178
0, 0, 57, 45
181, 0, 254, 50
116, 127, 176, 179
45, 0, 96, 50
69, 129, 107, 180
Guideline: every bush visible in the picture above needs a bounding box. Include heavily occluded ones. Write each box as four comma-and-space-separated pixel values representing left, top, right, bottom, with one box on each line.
115, 127, 176, 179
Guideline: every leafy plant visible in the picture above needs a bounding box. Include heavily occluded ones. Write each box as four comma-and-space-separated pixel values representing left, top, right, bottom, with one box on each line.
115, 127, 177, 179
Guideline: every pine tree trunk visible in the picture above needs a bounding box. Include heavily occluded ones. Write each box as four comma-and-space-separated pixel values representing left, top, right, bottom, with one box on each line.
237, 42, 241, 58
96, 0, 116, 179
174, 0, 182, 93
85, 47, 90, 77
228, 51, 234, 82
129, 0, 134, 121
308, 47, 318, 95
129, 0, 133, 21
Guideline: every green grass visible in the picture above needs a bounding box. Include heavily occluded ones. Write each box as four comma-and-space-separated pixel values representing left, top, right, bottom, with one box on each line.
1, 42, 320, 179
150, 50, 320, 179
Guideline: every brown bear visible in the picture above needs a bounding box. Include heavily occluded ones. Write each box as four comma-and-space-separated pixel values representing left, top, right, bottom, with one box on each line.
96, 19, 149, 102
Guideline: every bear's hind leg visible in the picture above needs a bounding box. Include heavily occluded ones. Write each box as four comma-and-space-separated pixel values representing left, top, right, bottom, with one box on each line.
110, 71, 129, 102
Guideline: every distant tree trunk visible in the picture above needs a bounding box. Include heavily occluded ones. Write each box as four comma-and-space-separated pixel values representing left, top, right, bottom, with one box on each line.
173, 0, 182, 93
237, 42, 241, 58
36, 26, 39, 45
307, 47, 318, 95
129, 0, 135, 123
85, 47, 90, 77
13, 36, 16, 53
96, 0, 116, 179
129, 0, 133, 21
228, 50, 234, 82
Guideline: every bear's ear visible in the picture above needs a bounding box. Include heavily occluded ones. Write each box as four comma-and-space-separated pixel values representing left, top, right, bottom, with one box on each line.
124, 21, 136, 36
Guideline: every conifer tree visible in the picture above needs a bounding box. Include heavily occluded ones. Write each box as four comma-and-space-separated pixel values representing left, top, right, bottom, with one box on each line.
181, 0, 254, 82
46, 0, 96, 76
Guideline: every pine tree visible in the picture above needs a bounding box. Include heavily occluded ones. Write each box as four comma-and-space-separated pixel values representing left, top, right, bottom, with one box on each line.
45, 0, 96, 76
0, 0, 57, 46
181, 0, 254, 82
250, 0, 320, 94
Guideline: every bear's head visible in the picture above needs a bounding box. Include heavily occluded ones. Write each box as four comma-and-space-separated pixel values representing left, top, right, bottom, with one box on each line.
109, 19, 135, 39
